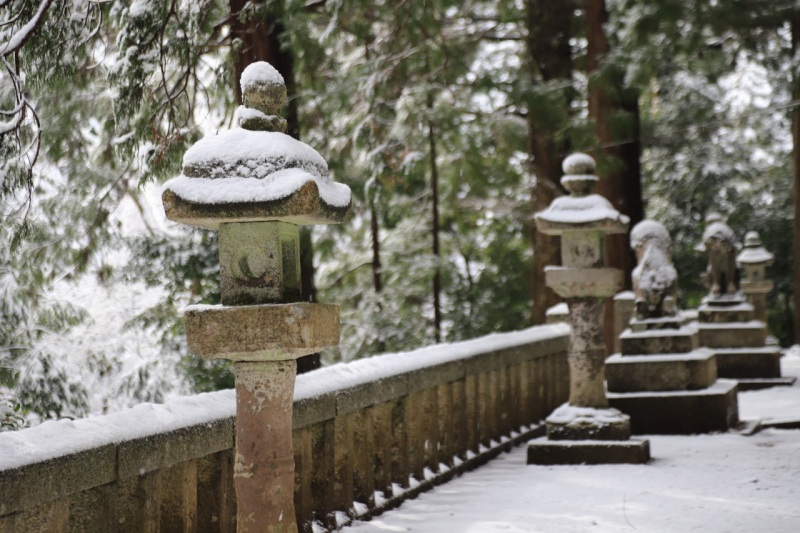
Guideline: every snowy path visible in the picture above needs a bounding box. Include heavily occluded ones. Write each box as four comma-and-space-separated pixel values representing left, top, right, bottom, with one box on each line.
342, 353, 800, 533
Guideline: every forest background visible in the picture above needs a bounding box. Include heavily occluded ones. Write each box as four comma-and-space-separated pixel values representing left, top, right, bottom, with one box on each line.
1, 0, 799, 428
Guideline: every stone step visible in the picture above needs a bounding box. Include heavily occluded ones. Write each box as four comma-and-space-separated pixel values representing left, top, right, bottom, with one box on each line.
696, 321, 766, 349
620, 325, 698, 356
732, 377, 797, 391
711, 346, 782, 379
527, 439, 651, 465
607, 380, 739, 435
606, 349, 717, 393
698, 302, 755, 323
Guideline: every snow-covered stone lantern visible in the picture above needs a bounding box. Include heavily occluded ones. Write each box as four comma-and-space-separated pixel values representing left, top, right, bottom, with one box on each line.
737, 230, 774, 325
527, 153, 649, 464
162, 62, 351, 532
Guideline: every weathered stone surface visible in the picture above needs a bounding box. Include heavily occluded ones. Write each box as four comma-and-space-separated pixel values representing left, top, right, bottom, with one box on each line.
620, 325, 698, 356
163, 182, 350, 230
700, 216, 740, 298
562, 298, 609, 407
535, 153, 629, 236
407, 360, 464, 394
0, 444, 115, 516
606, 349, 717, 392
185, 303, 339, 361
546, 418, 631, 441
608, 379, 739, 434
12, 498, 69, 533
711, 346, 782, 379
630, 220, 679, 320
196, 450, 236, 533
219, 221, 301, 305
233, 360, 298, 533
68, 483, 116, 532
117, 417, 233, 479
560, 231, 605, 268
545, 404, 631, 441
736, 231, 773, 282
527, 439, 650, 465
337, 374, 409, 415
116, 470, 161, 533
739, 279, 773, 294
697, 321, 766, 349
613, 291, 635, 353
628, 315, 685, 333
544, 267, 623, 298
698, 302, 755, 323
159, 460, 198, 532
241, 65, 286, 116
293, 392, 336, 429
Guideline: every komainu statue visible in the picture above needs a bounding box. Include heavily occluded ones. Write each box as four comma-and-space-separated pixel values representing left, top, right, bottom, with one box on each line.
630, 220, 678, 320
702, 215, 739, 298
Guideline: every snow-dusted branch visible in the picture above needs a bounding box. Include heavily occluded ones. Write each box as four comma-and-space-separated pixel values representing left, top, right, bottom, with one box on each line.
0, 0, 53, 57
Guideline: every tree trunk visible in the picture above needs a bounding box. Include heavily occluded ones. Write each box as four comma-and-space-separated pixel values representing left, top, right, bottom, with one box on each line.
370, 198, 383, 295
428, 116, 443, 343
791, 11, 800, 344
586, 0, 644, 353
586, 0, 643, 283
230, 0, 300, 139
230, 0, 319, 371
524, 0, 574, 324
370, 196, 387, 353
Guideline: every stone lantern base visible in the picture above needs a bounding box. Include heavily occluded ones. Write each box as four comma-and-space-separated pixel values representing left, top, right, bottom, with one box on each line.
527, 404, 650, 465
606, 317, 741, 434
527, 439, 651, 465
696, 299, 794, 390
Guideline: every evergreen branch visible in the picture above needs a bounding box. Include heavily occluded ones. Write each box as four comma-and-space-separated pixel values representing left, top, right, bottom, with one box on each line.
324, 261, 373, 290
0, 0, 53, 57
304, 0, 327, 12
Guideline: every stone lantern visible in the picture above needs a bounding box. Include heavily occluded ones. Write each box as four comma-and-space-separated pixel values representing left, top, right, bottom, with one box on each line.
162, 62, 351, 532
527, 153, 649, 464
736, 231, 774, 324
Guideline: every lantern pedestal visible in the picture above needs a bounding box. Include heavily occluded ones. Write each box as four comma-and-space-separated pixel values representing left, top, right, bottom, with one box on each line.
526, 153, 649, 466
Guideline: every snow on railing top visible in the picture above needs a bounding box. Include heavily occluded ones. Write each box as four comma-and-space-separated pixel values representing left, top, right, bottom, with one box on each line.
295, 323, 569, 401
0, 324, 568, 472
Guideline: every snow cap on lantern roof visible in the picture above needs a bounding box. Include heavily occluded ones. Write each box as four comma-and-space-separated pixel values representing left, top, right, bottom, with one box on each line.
737, 230, 774, 266
162, 61, 351, 230
534, 152, 629, 234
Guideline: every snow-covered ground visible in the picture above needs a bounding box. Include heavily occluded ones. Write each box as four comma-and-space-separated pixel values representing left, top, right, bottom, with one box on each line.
342, 352, 800, 533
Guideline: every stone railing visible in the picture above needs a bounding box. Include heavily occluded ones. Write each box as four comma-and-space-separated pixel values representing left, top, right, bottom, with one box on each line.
0, 324, 569, 532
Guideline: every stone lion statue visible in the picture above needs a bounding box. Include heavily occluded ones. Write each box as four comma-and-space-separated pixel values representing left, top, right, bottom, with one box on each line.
630, 220, 678, 320
702, 216, 739, 298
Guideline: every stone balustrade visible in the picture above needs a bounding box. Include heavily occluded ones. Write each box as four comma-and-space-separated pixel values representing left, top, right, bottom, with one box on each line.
0, 325, 568, 532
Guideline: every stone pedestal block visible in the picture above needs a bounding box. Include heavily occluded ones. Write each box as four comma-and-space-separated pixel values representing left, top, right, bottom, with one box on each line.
697, 321, 766, 349
527, 439, 650, 465
608, 380, 739, 434
711, 346, 782, 379
184, 303, 339, 361
698, 302, 754, 323
606, 349, 717, 392
620, 325, 698, 356
544, 404, 631, 441
613, 291, 635, 354
545, 267, 623, 299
